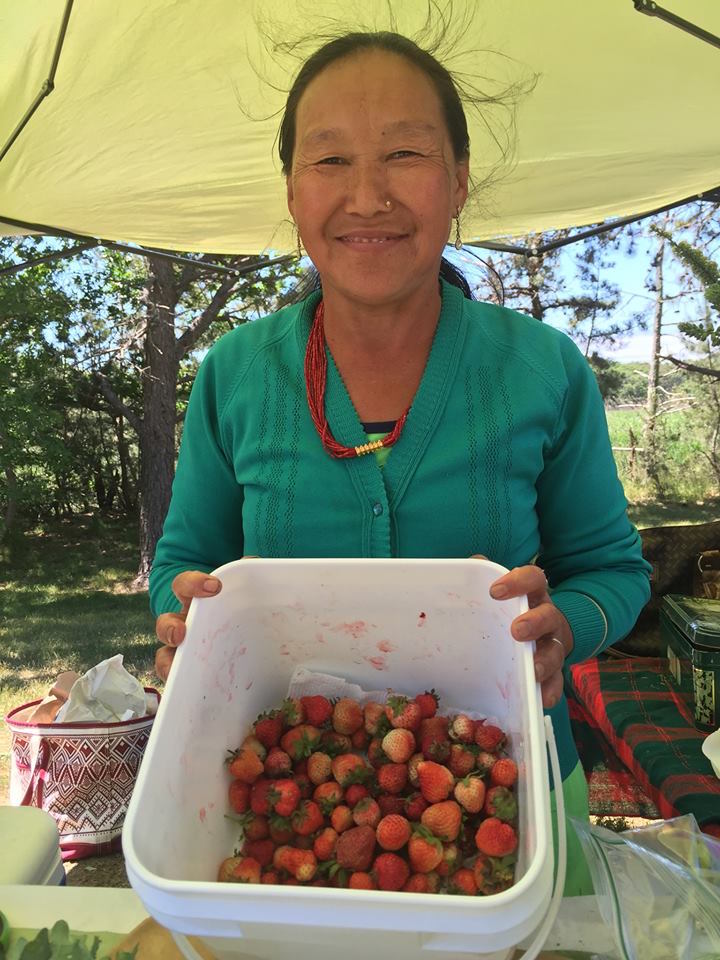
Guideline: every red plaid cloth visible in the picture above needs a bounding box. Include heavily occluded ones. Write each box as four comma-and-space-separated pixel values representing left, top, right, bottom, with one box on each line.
568, 657, 720, 830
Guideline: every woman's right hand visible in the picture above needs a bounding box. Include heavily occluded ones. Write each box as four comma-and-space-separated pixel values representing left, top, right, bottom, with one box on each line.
154, 571, 222, 681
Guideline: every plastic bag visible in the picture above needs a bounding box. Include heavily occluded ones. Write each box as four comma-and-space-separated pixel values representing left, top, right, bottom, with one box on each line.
572, 814, 720, 960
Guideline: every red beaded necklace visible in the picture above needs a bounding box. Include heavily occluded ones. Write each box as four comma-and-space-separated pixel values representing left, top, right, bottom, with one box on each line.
304, 300, 409, 458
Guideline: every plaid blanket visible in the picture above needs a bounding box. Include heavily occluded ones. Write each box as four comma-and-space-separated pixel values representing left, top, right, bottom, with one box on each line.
568, 657, 720, 829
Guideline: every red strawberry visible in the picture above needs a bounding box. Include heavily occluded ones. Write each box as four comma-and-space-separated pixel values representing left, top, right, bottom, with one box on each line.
273, 846, 317, 882
280, 724, 322, 761
313, 826, 339, 861
448, 867, 477, 896
474, 722, 506, 752
250, 778, 274, 815
306, 751, 332, 785
448, 743, 476, 778
228, 747, 264, 784
381, 728, 416, 763
419, 715, 449, 740
253, 711, 284, 749
414, 689, 439, 719
268, 816, 294, 845
403, 873, 432, 892
332, 698, 364, 735
261, 869, 281, 884
352, 796, 381, 829
417, 761, 455, 803
330, 805, 354, 833
313, 781, 344, 813
404, 791, 429, 822
373, 852, 410, 890
490, 757, 518, 788
367, 737, 387, 767
291, 799, 324, 836
385, 694, 422, 731
435, 841, 460, 877
335, 824, 376, 871
344, 783, 370, 808
229, 779, 250, 813
449, 714, 475, 744
241, 735, 267, 761
331, 753, 371, 787
454, 775, 486, 814
268, 779, 301, 817
475, 818, 518, 857
293, 773, 312, 800
363, 701, 390, 736
349, 871, 376, 889
377, 794, 406, 817
321, 731, 352, 756
351, 727, 370, 750
421, 800, 462, 842
376, 814, 412, 851
483, 785, 517, 822
475, 750, 497, 775
238, 811, 269, 840
473, 853, 515, 896
420, 733, 451, 763
281, 697, 305, 727
264, 747, 292, 778
218, 855, 261, 883
242, 838, 275, 867
408, 752, 424, 786
377, 762, 408, 795
300, 695, 333, 727
407, 829, 443, 873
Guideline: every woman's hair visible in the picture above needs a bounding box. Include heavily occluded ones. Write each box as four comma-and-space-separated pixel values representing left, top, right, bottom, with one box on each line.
279, 31, 474, 299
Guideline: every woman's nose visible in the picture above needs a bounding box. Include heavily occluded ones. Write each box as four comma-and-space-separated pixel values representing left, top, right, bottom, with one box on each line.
343, 161, 389, 217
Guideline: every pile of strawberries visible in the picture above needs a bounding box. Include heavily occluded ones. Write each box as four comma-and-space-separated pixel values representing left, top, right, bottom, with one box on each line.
218, 690, 518, 896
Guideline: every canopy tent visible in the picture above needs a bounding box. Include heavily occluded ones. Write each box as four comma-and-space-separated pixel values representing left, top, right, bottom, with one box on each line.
1, 0, 719, 260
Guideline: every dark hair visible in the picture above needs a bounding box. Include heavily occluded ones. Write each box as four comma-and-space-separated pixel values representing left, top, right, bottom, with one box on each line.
278, 31, 470, 175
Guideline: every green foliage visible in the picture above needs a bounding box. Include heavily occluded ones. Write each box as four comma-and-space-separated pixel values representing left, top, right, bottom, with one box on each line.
3, 919, 137, 960
660, 233, 720, 346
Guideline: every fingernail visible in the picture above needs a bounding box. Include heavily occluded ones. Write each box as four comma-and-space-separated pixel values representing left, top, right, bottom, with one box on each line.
204, 578, 220, 593
515, 621, 530, 638
535, 662, 545, 681
167, 626, 175, 646
490, 584, 508, 599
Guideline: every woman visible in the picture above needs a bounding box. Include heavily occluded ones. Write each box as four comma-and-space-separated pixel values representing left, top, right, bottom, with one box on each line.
149, 32, 651, 895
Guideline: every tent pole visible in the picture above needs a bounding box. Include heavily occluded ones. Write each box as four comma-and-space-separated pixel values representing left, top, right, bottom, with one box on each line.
0, 0, 75, 165
0, 239, 98, 277
633, 0, 720, 51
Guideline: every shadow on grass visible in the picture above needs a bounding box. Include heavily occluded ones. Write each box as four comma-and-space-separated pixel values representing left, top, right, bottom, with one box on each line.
628, 498, 720, 529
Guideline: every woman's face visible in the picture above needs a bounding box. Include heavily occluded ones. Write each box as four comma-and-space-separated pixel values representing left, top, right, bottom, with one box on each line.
286, 50, 469, 309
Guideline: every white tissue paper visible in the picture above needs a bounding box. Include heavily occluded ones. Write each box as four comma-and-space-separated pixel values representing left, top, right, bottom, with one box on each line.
55, 654, 148, 722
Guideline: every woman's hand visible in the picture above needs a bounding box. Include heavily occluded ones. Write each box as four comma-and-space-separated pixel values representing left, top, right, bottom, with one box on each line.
154, 571, 222, 681
488, 564, 574, 709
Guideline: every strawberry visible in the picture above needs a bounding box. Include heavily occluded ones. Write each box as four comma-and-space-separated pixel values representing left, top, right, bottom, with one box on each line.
344, 783, 370, 808
253, 711, 284, 749
420, 733, 451, 763
227, 746, 264, 784
280, 724, 322, 761
483, 785, 517, 822
330, 805, 354, 833
218, 856, 243, 882
454, 774, 486, 814
218, 855, 261, 883
352, 796, 381, 829
367, 737, 387, 767
373, 852, 410, 891
335, 824, 377, 871
242, 838, 275, 867
332, 698, 364, 735
291, 799, 324, 836
331, 753, 371, 787
404, 791, 429, 822
475, 818, 518, 857
238, 811, 269, 840
313, 781, 343, 813
449, 714, 475, 744
261, 869, 281, 884
268, 779, 301, 817
250, 778, 274, 815
490, 757, 518, 788
306, 751, 332, 785
313, 826, 339, 861
417, 760, 455, 803
351, 727, 370, 750
241, 735, 267, 761
268, 816, 294, 845
381, 728, 416, 763
377, 762, 408, 795
403, 873, 433, 893
274, 846, 318, 882
474, 722, 506, 752
348, 871, 376, 889
363, 701, 390, 736
473, 853, 515, 896
321, 731, 352, 756
435, 841, 460, 877
448, 867, 477, 896
475, 750, 497, 775
376, 814, 412, 851
228, 779, 250, 813
264, 747, 292, 778
385, 694, 422, 731
281, 697, 305, 727
408, 752, 424, 786
419, 715, 449, 740
294, 773, 312, 800
300, 695, 333, 727
377, 794, 406, 817
448, 743, 476, 778
414, 689, 439, 719
407, 829, 443, 873
421, 800, 462, 842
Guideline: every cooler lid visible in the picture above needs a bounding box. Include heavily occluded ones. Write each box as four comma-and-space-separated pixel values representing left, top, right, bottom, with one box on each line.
662, 595, 720, 651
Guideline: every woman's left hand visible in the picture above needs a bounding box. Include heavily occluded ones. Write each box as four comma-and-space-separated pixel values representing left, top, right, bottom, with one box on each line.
488, 564, 574, 709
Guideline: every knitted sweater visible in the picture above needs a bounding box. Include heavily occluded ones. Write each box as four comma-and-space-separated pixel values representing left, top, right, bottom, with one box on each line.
150, 280, 651, 779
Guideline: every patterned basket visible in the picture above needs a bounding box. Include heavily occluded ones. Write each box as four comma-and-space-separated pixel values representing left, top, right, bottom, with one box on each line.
5, 688, 159, 860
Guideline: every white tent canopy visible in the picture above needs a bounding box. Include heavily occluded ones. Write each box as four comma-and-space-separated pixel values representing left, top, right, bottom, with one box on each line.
1, 0, 719, 255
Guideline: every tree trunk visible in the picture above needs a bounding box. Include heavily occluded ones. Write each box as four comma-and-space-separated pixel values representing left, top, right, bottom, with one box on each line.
135, 258, 180, 585
644, 226, 666, 496
115, 414, 137, 512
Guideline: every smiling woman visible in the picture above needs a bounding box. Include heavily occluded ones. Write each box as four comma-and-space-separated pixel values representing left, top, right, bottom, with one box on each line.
147, 27, 651, 897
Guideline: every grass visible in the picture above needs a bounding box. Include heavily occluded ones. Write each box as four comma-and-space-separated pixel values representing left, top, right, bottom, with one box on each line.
0, 515, 158, 804
627, 498, 720, 529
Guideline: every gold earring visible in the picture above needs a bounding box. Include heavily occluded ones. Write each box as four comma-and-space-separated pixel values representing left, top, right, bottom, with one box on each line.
454, 210, 463, 251
295, 226, 303, 259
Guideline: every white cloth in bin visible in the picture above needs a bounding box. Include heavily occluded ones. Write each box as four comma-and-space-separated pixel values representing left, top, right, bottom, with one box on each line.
55, 654, 148, 722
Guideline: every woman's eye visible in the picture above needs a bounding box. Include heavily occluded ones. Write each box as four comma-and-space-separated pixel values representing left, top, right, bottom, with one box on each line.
389, 150, 418, 159
317, 156, 345, 165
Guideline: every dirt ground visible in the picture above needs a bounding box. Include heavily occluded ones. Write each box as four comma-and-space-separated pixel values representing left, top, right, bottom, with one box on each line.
65, 852, 130, 887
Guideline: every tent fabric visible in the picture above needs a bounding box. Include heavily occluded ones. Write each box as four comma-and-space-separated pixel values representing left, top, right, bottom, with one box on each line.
1, 0, 719, 255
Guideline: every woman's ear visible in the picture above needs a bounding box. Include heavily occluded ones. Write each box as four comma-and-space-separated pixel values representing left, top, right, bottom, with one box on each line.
455, 158, 470, 212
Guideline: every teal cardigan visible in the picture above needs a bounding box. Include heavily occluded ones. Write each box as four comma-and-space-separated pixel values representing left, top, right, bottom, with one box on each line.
150, 280, 651, 779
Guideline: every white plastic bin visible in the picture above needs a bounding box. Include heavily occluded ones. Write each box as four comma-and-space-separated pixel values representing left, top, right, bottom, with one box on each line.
124, 558, 556, 960
0, 806, 65, 885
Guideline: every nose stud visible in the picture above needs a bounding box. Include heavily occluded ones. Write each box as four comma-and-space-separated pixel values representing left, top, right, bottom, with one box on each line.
385, 200, 392, 209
